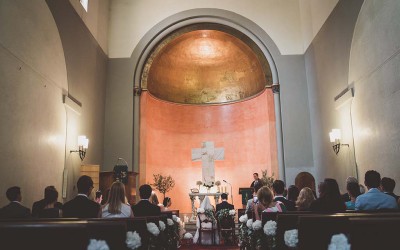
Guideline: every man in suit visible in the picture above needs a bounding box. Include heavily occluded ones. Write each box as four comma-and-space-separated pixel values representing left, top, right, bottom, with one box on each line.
381, 177, 400, 203
272, 180, 296, 211
216, 193, 234, 213
355, 170, 398, 210
63, 175, 100, 218
32, 186, 63, 217
132, 184, 161, 217
250, 173, 262, 193
0, 186, 31, 218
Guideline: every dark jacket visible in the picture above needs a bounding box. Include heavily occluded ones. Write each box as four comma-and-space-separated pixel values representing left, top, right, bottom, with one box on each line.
32, 199, 63, 217
216, 201, 234, 213
250, 179, 263, 192
274, 196, 296, 211
0, 202, 31, 219
310, 196, 346, 212
132, 200, 161, 217
63, 195, 100, 218
385, 192, 400, 203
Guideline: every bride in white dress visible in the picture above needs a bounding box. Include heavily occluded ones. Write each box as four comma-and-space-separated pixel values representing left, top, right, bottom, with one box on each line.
193, 196, 220, 245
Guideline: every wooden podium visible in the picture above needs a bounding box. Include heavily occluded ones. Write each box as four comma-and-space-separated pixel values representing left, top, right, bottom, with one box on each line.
239, 187, 254, 208
99, 171, 139, 205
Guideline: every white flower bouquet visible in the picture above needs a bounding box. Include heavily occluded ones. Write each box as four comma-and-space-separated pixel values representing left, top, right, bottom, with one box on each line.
167, 218, 174, 226
229, 209, 236, 216
147, 222, 160, 236
246, 219, 254, 229
159, 220, 166, 231
252, 220, 262, 231
87, 239, 109, 250
183, 233, 193, 239
264, 220, 277, 236
284, 229, 298, 248
328, 234, 351, 250
239, 214, 248, 223
126, 231, 141, 250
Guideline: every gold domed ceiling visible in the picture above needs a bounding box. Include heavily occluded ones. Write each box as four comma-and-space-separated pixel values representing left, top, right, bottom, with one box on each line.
142, 26, 272, 104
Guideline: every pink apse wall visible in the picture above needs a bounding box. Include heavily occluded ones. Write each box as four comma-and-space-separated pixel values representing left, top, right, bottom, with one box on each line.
139, 91, 278, 213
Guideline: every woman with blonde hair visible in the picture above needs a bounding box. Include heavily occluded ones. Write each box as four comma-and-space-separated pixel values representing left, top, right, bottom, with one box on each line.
296, 187, 315, 211
100, 182, 133, 218
254, 186, 286, 221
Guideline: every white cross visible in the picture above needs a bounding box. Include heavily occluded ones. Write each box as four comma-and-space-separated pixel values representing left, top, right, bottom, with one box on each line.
191, 141, 224, 185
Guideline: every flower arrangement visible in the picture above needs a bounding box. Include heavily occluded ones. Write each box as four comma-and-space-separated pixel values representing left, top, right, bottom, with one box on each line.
246, 219, 254, 229
87, 239, 109, 250
238, 214, 251, 249
252, 220, 262, 231
159, 221, 166, 232
215, 181, 221, 186
203, 181, 214, 190
239, 214, 248, 223
147, 222, 160, 236
229, 209, 235, 216
284, 229, 298, 248
151, 174, 175, 199
251, 220, 264, 249
204, 209, 216, 223
264, 220, 277, 249
167, 218, 174, 226
183, 233, 193, 239
165, 216, 181, 249
126, 231, 141, 250
216, 209, 236, 244
196, 181, 203, 190
328, 234, 351, 250
261, 169, 275, 189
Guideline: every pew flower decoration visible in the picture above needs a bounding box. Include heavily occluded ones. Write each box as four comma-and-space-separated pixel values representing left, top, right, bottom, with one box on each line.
239, 214, 248, 223
147, 222, 161, 236
126, 231, 141, 250
246, 219, 254, 229
215, 181, 221, 186
328, 234, 351, 250
172, 214, 181, 223
239, 214, 250, 249
87, 239, 109, 250
159, 221, 166, 231
252, 220, 262, 231
264, 220, 277, 249
229, 209, 236, 216
284, 229, 298, 248
167, 218, 174, 226
183, 233, 193, 239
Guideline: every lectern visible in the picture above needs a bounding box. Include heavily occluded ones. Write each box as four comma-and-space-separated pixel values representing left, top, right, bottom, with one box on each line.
239, 187, 254, 208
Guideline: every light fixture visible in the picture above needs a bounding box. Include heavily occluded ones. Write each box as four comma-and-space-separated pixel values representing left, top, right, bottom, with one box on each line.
329, 129, 348, 155
70, 135, 89, 161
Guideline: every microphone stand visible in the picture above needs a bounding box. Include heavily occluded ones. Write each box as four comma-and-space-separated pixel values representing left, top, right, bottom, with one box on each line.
224, 180, 234, 205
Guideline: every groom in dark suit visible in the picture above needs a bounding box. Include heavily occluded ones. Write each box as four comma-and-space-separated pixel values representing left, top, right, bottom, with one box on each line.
0, 186, 31, 218
216, 193, 234, 212
63, 175, 100, 218
132, 184, 161, 217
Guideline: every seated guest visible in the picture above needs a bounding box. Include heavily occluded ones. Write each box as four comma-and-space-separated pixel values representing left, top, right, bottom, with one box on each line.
296, 187, 315, 211
161, 197, 172, 211
287, 185, 300, 203
355, 170, 398, 210
245, 190, 258, 218
32, 186, 63, 217
310, 178, 346, 212
216, 193, 234, 213
101, 182, 133, 218
341, 176, 358, 202
381, 177, 400, 202
63, 175, 100, 218
38, 187, 62, 218
254, 186, 286, 221
150, 192, 160, 206
345, 182, 361, 210
272, 180, 296, 211
295, 172, 316, 197
0, 186, 31, 218
132, 184, 161, 217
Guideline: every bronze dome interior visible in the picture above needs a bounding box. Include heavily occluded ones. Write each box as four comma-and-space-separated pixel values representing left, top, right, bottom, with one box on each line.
142, 27, 272, 105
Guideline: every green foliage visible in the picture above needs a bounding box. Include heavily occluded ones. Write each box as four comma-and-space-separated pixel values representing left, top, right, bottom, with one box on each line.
152, 174, 175, 199
261, 169, 275, 189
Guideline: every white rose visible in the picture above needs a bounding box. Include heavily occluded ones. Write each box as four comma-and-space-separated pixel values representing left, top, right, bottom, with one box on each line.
284, 229, 298, 248
264, 220, 277, 236
159, 221, 166, 231
147, 222, 160, 236
167, 218, 174, 226
183, 233, 193, 239
252, 220, 262, 230
328, 234, 351, 250
87, 239, 109, 250
229, 209, 236, 216
126, 231, 141, 250
176, 217, 181, 223
246, 219, 253, 229
239, 214, 248, 223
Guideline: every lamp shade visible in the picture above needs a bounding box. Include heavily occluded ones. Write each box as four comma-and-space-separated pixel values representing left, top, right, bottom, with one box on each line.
78, 135, 89, 148
329, 132, 335, 142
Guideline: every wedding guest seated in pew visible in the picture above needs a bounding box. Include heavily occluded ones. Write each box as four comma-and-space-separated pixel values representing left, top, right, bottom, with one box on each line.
341, 176, 358, 202
287, 185, 299, 204
161, 197, 172, 212
132, 184, 161, 217
63, 175, 100, 218
345, 182, 361, 210
38, 186, 62, 218
355, 170, 398, 210
32, 186, 63, 217
310, 178, 346, 212
100, 181, 133, 218
273, 180, 296, 211
254, 186, 286, 221
296, 187, 315, 211
295, 171, 317, 198
381, 177, 400, 203
245, 189, 258, 218
0, 186, 31, 219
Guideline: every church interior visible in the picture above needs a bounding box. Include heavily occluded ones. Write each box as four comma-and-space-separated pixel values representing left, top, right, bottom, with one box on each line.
1, 0, 399, 249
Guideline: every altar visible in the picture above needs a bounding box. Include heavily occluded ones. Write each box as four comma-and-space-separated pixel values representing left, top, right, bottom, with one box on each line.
188, 192, 228, 221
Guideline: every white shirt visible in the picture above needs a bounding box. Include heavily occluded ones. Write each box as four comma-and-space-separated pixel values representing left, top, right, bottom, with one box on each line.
101, 203, 132, 218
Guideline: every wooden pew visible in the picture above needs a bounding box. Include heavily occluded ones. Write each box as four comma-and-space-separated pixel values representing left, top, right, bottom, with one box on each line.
87, 220, 128, 249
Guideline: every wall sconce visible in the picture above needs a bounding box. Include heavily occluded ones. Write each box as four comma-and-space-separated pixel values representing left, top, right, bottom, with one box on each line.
70, 135, 89, 161
329, 129, 349, 155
